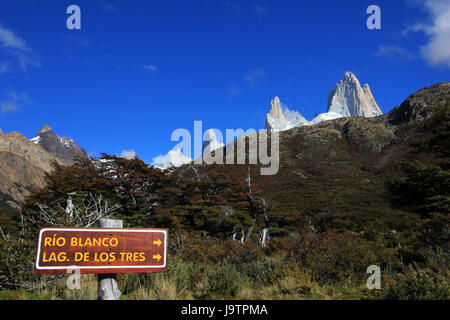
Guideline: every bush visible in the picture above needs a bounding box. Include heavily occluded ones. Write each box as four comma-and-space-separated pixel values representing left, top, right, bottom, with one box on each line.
383, 264, 450, 300
207, 265, 243, 298
240, 260, 286, 285
305, 231, 381, 284
0, 238, 54, 290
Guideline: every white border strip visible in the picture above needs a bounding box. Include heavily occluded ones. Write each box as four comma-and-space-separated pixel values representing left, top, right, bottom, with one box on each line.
35, 228, 167, 270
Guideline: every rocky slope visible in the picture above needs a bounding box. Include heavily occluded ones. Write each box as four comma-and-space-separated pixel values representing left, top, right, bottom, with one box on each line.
388, 82, 450, 125
0, 131, 56, 211
0, 126, 87, 212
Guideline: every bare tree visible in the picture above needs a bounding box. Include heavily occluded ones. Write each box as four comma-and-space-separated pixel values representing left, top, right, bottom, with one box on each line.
36, 192, 121, 228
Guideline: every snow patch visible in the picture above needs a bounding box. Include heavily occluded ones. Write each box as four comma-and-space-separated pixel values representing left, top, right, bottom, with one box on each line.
30, 136, 41, 144
152, 148, 193, 170
120, 150, 137, 160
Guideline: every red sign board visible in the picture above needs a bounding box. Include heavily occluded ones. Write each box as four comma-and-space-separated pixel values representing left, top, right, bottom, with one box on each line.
35, 227, 168, 274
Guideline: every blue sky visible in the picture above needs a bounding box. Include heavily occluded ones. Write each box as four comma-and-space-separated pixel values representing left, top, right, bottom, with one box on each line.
0, 0, 449, 162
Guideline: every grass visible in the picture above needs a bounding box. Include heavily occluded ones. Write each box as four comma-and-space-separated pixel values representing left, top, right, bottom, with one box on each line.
0, 257, 392, 300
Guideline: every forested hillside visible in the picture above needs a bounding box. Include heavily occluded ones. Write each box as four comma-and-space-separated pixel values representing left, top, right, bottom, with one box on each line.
0, 84, 448, 299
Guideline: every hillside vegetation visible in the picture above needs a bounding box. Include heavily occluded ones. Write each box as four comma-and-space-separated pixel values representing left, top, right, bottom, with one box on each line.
0, 84, 449, 300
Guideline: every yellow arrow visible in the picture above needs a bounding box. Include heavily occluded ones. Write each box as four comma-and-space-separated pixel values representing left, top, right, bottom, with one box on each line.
153, 238, 162, 247
153, 253, 162, 262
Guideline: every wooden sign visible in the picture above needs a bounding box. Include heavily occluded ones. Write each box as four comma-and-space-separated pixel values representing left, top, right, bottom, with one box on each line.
35, 227, 168, 274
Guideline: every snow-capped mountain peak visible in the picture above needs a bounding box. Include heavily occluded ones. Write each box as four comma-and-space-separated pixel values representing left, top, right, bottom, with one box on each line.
264, 72, 382, 132
327, 71, 382, 117
265, 97, 309, 131
152, 148, 193, 170
152, 129, 224, 170
202, 129, 225, 154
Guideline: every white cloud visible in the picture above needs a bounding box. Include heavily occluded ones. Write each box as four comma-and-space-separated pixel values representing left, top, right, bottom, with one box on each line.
143, 64, 158, 73
0, 24, 41, 72
120, 150, 137, 160
0, 25, 30, 52
404, 0, 450, 68
244, 68, 266, 86
0, 91, 30, 114
375, 45, 415, 60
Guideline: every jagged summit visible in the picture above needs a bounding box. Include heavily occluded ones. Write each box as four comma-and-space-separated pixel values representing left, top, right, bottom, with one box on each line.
327, 71, 382, 117
265, 97, 309, 131
264, 72, 382, 131
265, 97, 287, 129
265, 97, 286, 131
30, 125, 88, 165
37, 124, 52, 135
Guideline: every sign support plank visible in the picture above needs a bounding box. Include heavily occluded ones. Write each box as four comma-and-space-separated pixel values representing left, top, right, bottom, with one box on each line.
98, 219, 122, 300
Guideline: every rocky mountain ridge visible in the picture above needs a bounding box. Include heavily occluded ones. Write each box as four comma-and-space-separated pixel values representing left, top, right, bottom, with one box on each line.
30, 125, 87, 166
265, 72, 383, 131
189, 82, 448, 180
0, 126, 87, 211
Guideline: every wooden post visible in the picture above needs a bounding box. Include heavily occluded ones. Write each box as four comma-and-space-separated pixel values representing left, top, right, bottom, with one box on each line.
98, 218, 123, 300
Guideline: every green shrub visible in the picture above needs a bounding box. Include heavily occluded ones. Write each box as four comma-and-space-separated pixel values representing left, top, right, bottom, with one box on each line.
207, 265, 243, 298
0, 238, 53, 290
240, 260, 286, 285
383, 264, 450, 300
305, 231, 379, 284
